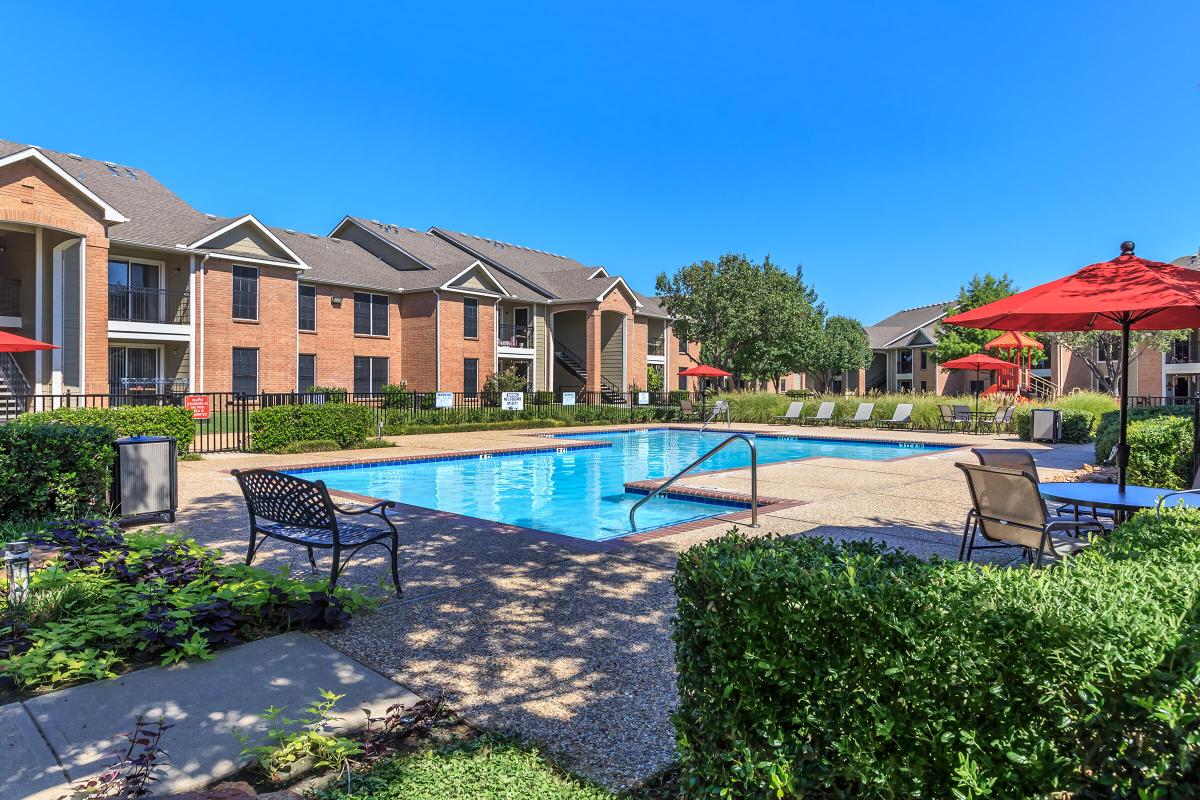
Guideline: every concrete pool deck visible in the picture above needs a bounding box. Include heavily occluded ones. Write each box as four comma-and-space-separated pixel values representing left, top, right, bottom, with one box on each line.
161, 423, 1094, 788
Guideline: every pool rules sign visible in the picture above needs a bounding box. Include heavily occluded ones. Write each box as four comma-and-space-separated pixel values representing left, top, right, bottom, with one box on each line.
501, 392, 524, 411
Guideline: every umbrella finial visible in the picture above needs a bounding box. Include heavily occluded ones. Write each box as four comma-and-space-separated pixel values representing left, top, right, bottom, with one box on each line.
1120, 240, 1135, 256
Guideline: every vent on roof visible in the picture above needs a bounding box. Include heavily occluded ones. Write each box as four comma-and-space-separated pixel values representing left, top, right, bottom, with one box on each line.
124, 168, 137, 180
329, 237, 341, 243
284, 228, 296, 234
66, 153, 82, 161
77, 171, 86, 183
308, 234, 319, 239
103, 163, 120, 177
205, 214, 217, 220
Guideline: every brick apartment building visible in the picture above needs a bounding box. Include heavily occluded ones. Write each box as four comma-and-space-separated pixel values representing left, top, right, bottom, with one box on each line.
0, 140, 702, 401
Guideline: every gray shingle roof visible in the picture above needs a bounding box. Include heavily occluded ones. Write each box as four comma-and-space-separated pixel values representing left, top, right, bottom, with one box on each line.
865, 302, 951, 349
269, 228, 408, 292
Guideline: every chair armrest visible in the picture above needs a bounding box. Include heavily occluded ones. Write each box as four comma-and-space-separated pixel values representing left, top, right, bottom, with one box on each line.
1156, 488, 1200, 516
1044, 518, 1108, 535
333, 499, 397, 516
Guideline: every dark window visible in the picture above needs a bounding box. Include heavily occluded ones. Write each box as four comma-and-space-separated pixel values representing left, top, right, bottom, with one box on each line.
897, 349, 913, 374
298, 285, 316, 331
354, 292, 388, 336
298, 354, 316, 393
463, 298, 479, 338
464, 358, 479, 396
678, 333, 689, 354
232, 347, 258, 396
919, 349, 928, 370
232, 267, 258, 320
353, 356, 388, 394
678, 369, 688, 391
920, 380, 928, 391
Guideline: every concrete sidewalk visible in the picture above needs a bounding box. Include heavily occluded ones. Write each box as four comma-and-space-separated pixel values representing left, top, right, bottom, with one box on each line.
2, 633, 421, 800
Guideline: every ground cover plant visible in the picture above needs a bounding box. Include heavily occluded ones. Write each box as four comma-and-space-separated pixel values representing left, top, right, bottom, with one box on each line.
673, 515, 1200, 798
0, 520, 372, 694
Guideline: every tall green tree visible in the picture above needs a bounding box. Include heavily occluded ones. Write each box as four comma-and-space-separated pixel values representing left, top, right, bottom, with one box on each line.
656, 253, 823, 386
806, 315, 873, 392
933, 273, 1020, 362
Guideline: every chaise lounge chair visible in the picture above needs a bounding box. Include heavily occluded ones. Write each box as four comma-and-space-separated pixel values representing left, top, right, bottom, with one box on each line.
877, 403, 913, 429
772, 401, 805, 424
802, 401, 836, 426
956, 461, 1106, 565
841, 402, 875, 427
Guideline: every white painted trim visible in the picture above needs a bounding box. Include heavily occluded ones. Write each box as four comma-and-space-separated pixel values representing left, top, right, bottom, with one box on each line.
34, 227, 43, 391
0, 148, 128, 223
588, 267, 609, 279
199, 255, 209, 392
595, 277, 643, 307
188, 255, 196, 391
881, 309, 952, 349
548, 311, 555, 392
50, 240, 71, 394
439, 286, 504, 299
493, 299, 500, 375
188, 214, 308, 267
497, 347, 535, 358
78, 236, 87, 393
439, 261, 511, 297
426, 227, 555, 298
621, 314, 628, 390
108, 255, 168, 322
0, 316, 19, 328
107, 321, 190, 340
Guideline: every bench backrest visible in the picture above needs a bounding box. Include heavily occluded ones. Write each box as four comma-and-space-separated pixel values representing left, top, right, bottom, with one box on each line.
232, 468, 336, 530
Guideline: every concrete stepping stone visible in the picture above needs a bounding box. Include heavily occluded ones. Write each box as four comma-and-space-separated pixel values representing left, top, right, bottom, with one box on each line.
0, 701, 70, 800
23, 632, 421, 795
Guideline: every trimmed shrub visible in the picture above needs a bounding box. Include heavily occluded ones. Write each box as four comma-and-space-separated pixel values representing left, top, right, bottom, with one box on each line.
250, 403, 373, 453
0, 422, 115, 519
386, 419, 568, 436
1095, 405, 1192, 464
21, 405, 195, 453
673, 520, 1200, 798
1125, 415, 1193, 489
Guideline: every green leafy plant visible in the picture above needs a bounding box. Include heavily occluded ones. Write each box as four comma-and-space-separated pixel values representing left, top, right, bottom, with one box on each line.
0, 422, 115, 520
61, 715, 172, 798
1094, 404, 1192, 464
21, 405, 195, 453
1124, 414, 1193, 488
251, 403, 374, 452
308, 386, 349, 403
236, 689, 363, 777
673, 516, 1200, 798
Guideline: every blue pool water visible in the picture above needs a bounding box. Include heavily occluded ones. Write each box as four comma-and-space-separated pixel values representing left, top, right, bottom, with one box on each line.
288, 429, 952, 541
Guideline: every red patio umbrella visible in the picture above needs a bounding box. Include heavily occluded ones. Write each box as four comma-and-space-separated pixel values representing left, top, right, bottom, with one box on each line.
945, 241, 1200, 489
677, 365, 733, 378
0, 331, 57, 353
939, 354, 1017, 410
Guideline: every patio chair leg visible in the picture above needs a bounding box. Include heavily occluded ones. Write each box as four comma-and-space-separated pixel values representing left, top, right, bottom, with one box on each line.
958, 513, 974, 562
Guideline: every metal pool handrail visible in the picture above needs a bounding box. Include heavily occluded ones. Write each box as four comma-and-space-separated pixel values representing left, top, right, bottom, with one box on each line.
629, 433, 758, 532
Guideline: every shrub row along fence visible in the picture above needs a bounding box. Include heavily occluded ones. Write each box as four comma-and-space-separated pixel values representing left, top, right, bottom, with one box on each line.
9, 389, 714, 454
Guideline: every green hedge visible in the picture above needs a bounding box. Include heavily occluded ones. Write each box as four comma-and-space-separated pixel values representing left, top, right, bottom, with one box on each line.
1012, 406, 1098, 443
673, 518, 1200, 798
0, 423, 115, 519
381, 404, 676, 434
21, 405, 195, 453
250, 403, 374, 453
1126, 415, 1194, 489
1095, 405, 1192, 464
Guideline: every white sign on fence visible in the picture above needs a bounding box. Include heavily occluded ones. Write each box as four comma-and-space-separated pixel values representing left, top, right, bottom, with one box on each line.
501, 391, 524, 411
561, 392, 576, 406
435, 392, 454, 409
637, 392, 650, 405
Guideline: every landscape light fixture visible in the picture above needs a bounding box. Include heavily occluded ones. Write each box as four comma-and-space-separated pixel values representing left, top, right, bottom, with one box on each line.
4, 541, 31, 603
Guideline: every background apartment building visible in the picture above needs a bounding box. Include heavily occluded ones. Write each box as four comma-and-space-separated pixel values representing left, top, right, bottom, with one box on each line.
0, 140, 700, 403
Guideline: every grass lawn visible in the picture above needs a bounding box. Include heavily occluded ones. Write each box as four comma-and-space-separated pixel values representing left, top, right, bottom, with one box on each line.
316, 737, 677, 800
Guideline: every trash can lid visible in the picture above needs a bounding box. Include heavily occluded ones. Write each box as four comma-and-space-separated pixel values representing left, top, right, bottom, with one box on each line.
116, 435, 175, 444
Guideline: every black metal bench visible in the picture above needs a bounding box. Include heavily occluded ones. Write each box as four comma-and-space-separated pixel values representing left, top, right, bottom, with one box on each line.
231, 468, 402, 596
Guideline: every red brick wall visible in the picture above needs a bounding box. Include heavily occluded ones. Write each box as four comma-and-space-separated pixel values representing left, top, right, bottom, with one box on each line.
400, 292, 438, 391
299, 284, 402, 391
438, 294, 496, 392
199, 259, 298, 393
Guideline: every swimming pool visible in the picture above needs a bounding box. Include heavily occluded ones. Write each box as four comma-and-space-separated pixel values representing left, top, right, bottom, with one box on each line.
287, 429, 954, 541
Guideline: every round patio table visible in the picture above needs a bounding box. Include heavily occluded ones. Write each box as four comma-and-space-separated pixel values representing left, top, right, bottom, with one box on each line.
1039, 481, 1200, 523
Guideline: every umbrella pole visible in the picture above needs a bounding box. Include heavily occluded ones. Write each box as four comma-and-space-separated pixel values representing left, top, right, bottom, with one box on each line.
1117, 316, 1131, 492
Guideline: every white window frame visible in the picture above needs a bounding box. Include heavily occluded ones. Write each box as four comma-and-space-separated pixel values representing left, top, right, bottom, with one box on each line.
108, 256, 167, 323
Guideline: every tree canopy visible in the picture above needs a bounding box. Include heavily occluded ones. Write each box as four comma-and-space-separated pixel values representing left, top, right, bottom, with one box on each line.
655, 253, 824, 385
933, 273, 1020, 363
806, 315, 874, 392
1042, 330, 1186, 394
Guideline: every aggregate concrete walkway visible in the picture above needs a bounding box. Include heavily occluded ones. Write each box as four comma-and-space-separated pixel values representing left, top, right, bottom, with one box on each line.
155, 424, 1092, 789
2, 633, 421, 799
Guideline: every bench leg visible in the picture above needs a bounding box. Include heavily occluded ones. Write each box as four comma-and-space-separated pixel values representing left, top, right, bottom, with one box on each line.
389, 533, 403, 598
305, 546, 319, 574
246, 531, 259, 566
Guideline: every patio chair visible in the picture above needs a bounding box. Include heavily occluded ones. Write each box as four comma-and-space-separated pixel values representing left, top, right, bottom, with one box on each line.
936, 404, 963, 432
952, 404, 972, 429
971, 447, 1113, 526
701, 400, 731, 428
976, 407, 1009, 434
802, 401, 836, 426
677, 398, 702, 422
956, 462, 1106, 566
841, 402, 875, 427
231, 468, 403, 596
877, 403, 913, 429
1156, 466, 1200, 517
772, 401, 804, 424
1002, 405, 1016, 432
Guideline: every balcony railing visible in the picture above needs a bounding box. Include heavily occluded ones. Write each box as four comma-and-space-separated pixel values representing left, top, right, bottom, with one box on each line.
109, 378, 189, 395
498, 324, 532, 349
108, 285, 190, 324
1168, 346, 1194, 365
0, 278, 19, 317
647, 337, 665, 356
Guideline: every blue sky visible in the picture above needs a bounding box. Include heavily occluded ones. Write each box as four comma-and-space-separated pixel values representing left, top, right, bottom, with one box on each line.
5, 1, 1199, 322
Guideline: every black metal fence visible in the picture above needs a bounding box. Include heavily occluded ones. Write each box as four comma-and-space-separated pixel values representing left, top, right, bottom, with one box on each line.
8, 388, 710, 454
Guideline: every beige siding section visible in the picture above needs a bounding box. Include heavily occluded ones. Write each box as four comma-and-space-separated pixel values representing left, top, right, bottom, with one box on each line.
534, 305, 548, 390
600, 312, 624, 388
205, 227, 287, 260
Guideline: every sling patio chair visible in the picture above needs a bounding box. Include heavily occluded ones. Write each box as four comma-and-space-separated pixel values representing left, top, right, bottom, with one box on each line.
841, 402, 876, 427
952, 404, 973, 429
677, 398, 702, 422
936, 404, 965, 432
877, 403, 914, 429
971, 446, 1113, 526
232, 468, 403, 596
975, 406, 1010, 435
956, 462, 1106, 565
772, 401, 805, 424
802, 401, 836, 425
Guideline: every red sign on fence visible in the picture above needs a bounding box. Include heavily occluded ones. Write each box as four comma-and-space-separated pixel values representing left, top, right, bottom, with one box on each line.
183, 395, 211, 420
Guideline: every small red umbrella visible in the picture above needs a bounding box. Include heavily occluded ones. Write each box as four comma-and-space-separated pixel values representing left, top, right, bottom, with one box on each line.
0, 331, 57, 353
940, 354, 1017, 410
945, 241, 1200, 489
677, 364, 733, 378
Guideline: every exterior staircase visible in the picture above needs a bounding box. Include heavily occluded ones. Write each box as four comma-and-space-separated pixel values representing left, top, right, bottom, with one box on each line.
1026, 373, 1059, 401
0, 352, 29, 422
553, 342, 626, 403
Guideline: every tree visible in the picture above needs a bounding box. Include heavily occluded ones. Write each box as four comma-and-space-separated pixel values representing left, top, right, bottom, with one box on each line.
656, 253, 824, 385
933, 273, 1020, 363
1042, 330, 1187, 394
806, 315, 873, 393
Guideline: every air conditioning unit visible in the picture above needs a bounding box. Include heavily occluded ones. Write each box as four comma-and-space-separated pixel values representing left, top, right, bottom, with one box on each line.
1029, 408, 1063, 443
113, 436, 178, 522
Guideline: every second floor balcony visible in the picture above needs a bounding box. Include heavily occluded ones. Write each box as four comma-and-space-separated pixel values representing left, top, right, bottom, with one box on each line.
108, 285, 190, 325
498, 323, 533, 349
647, 337, 665, 357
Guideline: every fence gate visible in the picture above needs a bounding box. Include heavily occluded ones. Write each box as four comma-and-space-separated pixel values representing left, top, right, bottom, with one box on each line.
189, 392, 251, 454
